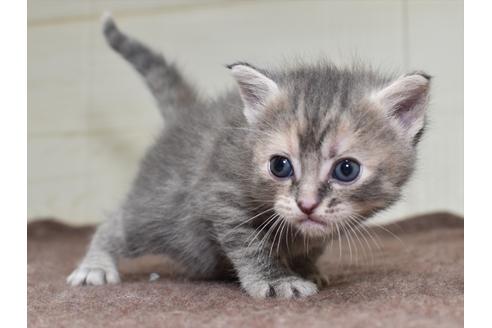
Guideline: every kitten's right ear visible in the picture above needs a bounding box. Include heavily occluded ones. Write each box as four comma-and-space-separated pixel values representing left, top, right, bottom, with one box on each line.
228, 63, 280, 124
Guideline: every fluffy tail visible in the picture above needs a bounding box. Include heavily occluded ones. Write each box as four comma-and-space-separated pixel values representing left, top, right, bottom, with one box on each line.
102, 13, 197, 121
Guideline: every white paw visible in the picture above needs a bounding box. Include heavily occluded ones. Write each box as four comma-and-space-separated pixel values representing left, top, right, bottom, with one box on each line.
67, 266, 120, 286
242, 276, 318, 299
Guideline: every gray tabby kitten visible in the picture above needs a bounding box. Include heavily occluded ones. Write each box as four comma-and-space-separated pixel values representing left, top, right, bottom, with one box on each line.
67, 16, 431, 299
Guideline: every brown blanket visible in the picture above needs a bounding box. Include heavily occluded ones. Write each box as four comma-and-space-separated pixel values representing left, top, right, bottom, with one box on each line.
27, 212, 463, 327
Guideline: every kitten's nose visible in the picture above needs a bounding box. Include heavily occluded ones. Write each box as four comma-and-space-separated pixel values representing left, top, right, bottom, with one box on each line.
297, 199, 320, 215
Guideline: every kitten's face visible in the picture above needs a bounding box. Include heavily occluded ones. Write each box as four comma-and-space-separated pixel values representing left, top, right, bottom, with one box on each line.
230, 63, 429, 238
252, 99, 413, 237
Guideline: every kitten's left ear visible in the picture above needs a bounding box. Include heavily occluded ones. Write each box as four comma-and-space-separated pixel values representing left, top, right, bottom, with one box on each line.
372, 72, 431, 145
228, 63, 280, 124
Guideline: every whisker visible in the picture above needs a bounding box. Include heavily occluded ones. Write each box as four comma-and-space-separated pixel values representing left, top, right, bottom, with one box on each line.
347, 221, 362, 265
351, 214, 383, 250
267, 218, 284, 258
276, 219, 287, 256
247, 213, 278, 247
335, 222, 342, 263
227, 207, 275, 236
344, 217, 366, 263
329, 222, 335, 258
346, 216, 375, 265
369, 221, 405, 246
340, 223, 353, 265
258, 214, 281, 254
293, 226, 302, 241
285, 220, 292, 258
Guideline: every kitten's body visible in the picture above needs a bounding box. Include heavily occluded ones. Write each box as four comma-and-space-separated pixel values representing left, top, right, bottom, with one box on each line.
67, 17, 430, 298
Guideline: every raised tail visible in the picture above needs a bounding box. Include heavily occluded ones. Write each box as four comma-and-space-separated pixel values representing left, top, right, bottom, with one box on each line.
102, 13, 197, 121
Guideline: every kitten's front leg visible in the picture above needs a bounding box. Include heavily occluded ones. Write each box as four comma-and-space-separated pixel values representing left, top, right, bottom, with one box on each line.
67, 215, 124, 286
290, 256, 329, 289
218, 224, 318, 299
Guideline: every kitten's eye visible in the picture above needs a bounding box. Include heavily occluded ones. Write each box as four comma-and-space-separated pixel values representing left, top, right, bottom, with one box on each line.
332, 159, 360, 182
269, 156, 294, 178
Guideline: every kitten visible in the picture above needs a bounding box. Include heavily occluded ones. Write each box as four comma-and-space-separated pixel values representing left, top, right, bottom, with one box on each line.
67, 15, 430, 299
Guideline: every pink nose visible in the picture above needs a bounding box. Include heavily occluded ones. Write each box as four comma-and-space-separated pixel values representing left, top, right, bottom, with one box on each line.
297, 199, 319, 215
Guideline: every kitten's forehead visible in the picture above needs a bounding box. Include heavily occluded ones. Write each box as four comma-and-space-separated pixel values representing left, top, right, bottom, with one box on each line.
256, 66, 408, 170
267, 96, 356, 161
262, 70, 371, 155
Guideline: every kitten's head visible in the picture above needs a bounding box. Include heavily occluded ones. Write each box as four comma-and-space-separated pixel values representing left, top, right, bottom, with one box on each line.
229, 62, 430, 237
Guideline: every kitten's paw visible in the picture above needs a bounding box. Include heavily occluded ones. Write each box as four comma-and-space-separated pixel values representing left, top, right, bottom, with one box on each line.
292, 263, 329, 289
67, 265, 120, 286
242, 276, 318, 299
305, 272, 329, 289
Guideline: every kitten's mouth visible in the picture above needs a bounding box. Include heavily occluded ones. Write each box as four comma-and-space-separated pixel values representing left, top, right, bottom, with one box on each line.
299, 216, 327, 227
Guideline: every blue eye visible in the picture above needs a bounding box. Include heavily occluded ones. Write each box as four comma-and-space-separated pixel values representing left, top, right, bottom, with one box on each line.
332, 159, 360, 182
269, 156, 294, 178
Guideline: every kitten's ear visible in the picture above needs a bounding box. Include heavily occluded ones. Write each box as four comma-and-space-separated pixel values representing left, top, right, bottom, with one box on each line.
228, 63, 280, 124
372, 72, 431, 145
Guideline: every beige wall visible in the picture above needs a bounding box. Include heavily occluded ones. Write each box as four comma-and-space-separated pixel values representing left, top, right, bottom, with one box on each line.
28, 0, 463, 225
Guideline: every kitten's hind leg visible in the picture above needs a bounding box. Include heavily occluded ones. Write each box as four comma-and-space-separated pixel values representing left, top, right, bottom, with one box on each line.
67, 214, 125, 286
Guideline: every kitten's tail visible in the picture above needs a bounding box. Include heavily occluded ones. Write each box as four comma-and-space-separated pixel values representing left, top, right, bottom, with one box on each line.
101, 13, 198, 122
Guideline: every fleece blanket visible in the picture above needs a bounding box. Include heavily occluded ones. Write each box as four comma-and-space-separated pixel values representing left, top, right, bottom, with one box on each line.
27, 212, 463, 327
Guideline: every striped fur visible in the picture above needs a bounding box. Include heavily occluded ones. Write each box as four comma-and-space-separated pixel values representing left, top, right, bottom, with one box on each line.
67, 16, 430, 299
